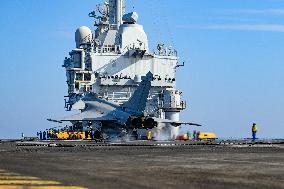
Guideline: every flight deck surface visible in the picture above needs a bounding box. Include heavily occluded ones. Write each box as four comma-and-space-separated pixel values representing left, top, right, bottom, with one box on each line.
0, 140, 283, 189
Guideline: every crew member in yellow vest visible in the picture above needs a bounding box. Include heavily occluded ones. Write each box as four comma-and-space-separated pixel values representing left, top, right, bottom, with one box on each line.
252, 123, 258, 141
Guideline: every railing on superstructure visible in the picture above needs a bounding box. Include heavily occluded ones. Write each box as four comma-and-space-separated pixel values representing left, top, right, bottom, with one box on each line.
100, 91, 161, 104
78, 33, 118, 54
95, 45, 118, 53
154, 44, 178, 57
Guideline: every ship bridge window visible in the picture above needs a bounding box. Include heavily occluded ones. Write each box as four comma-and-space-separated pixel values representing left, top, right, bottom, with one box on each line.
84, 73, 91, 81
73, 53, 82, 68
75, 73, 83, 81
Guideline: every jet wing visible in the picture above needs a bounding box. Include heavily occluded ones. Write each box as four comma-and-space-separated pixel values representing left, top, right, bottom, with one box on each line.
59, 110, 117, 122
153, 118, 202, 127
47, 119, 63, 124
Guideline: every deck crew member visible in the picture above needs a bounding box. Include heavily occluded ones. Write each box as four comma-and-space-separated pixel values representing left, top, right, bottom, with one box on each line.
43, 131, 47, 140
252, 123, 258, 141
39, 131, 42, 140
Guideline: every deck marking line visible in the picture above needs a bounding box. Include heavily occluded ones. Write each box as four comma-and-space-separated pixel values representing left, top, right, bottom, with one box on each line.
0, 186, 88, 189
0, 180, 61, 185
0, 170, 88, 189
0, 175, 39, 180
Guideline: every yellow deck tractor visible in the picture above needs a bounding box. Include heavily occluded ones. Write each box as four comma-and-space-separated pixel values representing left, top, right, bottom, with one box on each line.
56, 131, 87, 140
197, 132, 217, 140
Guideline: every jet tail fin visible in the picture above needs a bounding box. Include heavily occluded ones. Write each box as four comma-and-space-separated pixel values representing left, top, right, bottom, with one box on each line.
122, 72, 153, 116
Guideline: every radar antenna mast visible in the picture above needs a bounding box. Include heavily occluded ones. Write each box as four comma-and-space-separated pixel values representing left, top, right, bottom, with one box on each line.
109, 0, 125, 28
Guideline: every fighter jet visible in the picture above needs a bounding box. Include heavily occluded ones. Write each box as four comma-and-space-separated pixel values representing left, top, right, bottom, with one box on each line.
48, 72, 200, 138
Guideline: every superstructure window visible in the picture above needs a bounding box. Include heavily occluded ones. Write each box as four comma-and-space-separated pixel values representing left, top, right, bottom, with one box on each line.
75, 82, 80, 90
75, 73, 83, 81
84, 73, 91, 81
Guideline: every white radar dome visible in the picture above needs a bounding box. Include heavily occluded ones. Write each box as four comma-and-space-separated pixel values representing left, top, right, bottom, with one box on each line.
75, 26, 93, 48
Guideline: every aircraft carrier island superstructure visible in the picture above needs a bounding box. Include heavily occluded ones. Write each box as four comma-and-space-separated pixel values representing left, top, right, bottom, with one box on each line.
60, 0, 189, 140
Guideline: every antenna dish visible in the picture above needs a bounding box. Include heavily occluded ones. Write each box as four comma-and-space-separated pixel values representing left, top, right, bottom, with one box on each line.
122, 12, 138, 24
75, 26, 93, 48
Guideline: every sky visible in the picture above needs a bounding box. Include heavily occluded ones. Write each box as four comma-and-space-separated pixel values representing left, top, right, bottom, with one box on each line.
0, 0, 283, 139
